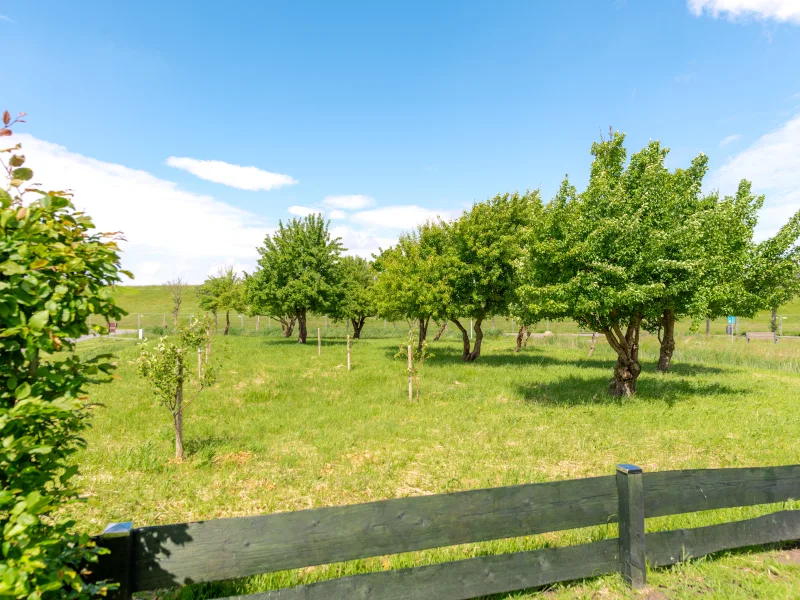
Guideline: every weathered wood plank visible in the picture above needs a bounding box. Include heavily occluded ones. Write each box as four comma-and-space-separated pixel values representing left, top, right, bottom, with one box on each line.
616, 465, 645, 588
647, 510, 800, 567
131, 476, 617, 591
643, 465, 800, 518
218, 539, 619, 600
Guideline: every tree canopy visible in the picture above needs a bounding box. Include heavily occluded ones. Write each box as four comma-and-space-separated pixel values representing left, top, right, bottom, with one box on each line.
246, 214, 343, 343
329, 255, 376, 339
197, 266, 245, 335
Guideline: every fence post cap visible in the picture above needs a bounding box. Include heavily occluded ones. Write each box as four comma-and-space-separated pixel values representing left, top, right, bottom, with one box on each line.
102, 521, 134, 537
616, 464, 643, 475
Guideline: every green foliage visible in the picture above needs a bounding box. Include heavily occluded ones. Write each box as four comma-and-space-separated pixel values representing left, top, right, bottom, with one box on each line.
373, 221, 451, 324
246, 215, 343, 341
329, 256, 376, 331
0, 112, 125, 598
197, 267, 245, 334
394, 327, 434, 401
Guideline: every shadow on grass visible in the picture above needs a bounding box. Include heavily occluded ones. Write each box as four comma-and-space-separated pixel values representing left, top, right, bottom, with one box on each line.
516, 375, 741, 407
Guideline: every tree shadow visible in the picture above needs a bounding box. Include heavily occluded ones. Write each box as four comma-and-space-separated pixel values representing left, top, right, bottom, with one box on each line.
516, 375, 742, 407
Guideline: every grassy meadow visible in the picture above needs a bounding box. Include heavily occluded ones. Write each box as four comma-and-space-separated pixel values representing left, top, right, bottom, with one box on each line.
69, 290, 800, 599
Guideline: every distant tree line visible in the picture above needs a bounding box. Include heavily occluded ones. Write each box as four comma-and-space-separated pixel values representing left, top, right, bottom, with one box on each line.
196, 132, 800, 397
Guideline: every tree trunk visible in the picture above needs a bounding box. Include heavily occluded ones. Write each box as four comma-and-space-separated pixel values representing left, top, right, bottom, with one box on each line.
174, 354, 184, 461
604, 316, 642, 397
451, 318, 472, 360
433, 321, 447, 341
657, 309, 676, 373
705, 317, 710, 336
452, 317, 483, 362
297, 309, 308, 343
588, 331, 597, 357
417, 317, 429, 351
277, 315, 295, 337
467, 319, 484, 361
771, 308, 778, 333
352, 317, 365, 339
515, 325, 525, 352
224, 310, 230, 335
524, 325, 533, 347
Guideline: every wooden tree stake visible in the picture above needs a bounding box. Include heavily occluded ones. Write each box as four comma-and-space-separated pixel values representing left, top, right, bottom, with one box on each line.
616, 464, 646, 588
197, 347, 202, 378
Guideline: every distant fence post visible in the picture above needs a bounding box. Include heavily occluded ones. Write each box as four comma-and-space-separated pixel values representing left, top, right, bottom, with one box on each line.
94, 521, 133, 599
256, 315, 260, 331
407, 344, 413, 401
616, 464, 645, 588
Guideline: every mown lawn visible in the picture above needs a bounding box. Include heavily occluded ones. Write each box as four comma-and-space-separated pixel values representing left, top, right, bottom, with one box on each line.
69, 331, 800, 599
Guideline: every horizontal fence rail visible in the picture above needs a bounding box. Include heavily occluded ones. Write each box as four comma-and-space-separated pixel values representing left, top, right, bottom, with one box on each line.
93, 464, 800, 599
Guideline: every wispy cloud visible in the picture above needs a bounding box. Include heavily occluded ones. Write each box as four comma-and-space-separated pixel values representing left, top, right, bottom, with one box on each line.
322, 194, 376, 210
18, 135, 272, 284
688, 0, 800, 23
719, 133, 742, 147
708, 113, 800, 240
165, 156, 297, 191
0, 15, 14, 23
350, 205, 460, 230
287, 205, 319, 217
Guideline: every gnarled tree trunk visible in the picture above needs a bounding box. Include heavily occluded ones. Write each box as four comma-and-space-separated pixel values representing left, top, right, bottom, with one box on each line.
297, 309, 308, 343
433, 321, 448, 341
351, 317, 366, 339
451, 317, 484, 362
657, 309, 676, 373
515, 325, 525, 352
276, 315, 296, 337
604, 316, 642, 397
223, 310, 231, 335
417, 317, 429, 351
524, 326, 533, 347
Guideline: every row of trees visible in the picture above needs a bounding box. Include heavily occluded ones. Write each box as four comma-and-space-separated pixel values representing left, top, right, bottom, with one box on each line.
201, 132, 800, 397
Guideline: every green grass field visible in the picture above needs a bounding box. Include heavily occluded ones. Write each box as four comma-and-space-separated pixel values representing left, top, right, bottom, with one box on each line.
70, 315, 800, 598
110, 285, 800, 337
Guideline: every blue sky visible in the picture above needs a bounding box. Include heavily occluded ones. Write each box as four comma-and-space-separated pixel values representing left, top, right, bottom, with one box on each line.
2, 0, 800, 283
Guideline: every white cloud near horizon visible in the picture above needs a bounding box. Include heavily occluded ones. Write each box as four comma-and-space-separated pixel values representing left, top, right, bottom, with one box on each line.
17, 135, 271, 284
350, 205, 461, 230
165, 156, 297, 191
719, 133, 742, 146
708, 114, 800, 240
322, 194, 376, 210
689, 0, 800, 22
287, 205, 320, 217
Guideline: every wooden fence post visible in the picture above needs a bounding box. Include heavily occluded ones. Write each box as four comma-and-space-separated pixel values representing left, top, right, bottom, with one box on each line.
197, 347, 202, 377
407, 344, 413, 401
347, 335, 351, 371
616, 464, 645, 588
94, 521, 134, 599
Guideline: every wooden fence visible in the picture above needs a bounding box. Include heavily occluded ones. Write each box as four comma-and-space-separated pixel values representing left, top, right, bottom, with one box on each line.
93, 464, 800, 599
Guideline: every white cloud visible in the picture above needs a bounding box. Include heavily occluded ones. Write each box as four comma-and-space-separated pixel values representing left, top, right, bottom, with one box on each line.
322, 194, 376, 210
689, 0, 800, 22
328, 209, 347, 219
350, 205, 461, 230
16, 134, 271, 284
719, 133, 742, 146
331, 225, 396, 259
165, 156, 297, 191
287, 205, 320, 217
708, 114, 800, 240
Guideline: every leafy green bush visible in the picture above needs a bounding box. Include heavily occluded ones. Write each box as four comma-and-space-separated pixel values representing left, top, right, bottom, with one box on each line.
0, 111, 127, 598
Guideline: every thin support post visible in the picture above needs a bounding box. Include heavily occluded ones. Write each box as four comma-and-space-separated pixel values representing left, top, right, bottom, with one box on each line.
137, 314, 141, 330
94, 521, 134, 599
318, 328, 321, 356
347, 335, 351, 371
197, 347, 202, 377
616, 464, 646, 588
256, 315, 260, 331
407, 344, 413, 401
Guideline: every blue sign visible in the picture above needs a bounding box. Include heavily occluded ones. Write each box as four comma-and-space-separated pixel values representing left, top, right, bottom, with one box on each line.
727, 316, 735, 324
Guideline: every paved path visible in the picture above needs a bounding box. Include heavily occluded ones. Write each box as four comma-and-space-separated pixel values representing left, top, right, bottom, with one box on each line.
73, 329, 138, 343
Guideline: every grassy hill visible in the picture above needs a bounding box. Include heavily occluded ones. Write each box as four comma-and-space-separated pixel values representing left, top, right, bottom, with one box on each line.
110, 285, 800, 337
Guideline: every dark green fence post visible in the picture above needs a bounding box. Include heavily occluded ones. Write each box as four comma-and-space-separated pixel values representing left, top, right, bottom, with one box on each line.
616, 464, 645, 588
94, 521, 134, 599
